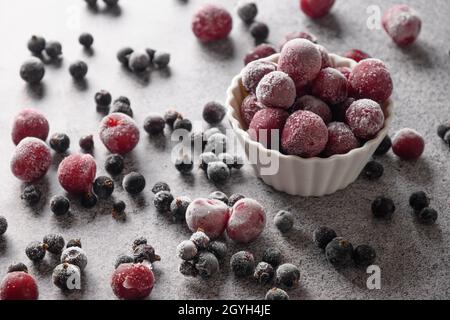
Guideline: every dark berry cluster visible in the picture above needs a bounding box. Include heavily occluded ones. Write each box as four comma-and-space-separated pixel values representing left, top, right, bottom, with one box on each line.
117, 46, 170, 72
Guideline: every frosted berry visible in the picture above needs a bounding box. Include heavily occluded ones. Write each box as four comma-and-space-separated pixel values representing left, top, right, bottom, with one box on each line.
249, 108, 289, 149
254, 262, 274, 284
323, 122, 359, 156
117, 47, 134, 66
21, 185, 42, 206
185, 198, 230, 239
111, 263, 154, 300
153, 51, 170, 69
265, 288, 289, 300
239, 98, 260, 129
20, 58, 45, 84
79, 134, 94, 151
371, 196, 395, 219
296, 95, 332, 124
202, 101, 226, 125
409, 191, 429, 212
208, 191, 228, 205
49, 133, 70, 153
11, 137, 51, 183
207, 161, 230, 183
281, 110, 328, 157
349, 59, 393, 104
249, 22, 269, 42
228, 193, 246, 207
273, 210, 294, 233
95, 90, 112, 107
237, 2, 258, 23
170, 196, 192, 222
105, 154, 124, 175
336, 66, 352, 80
279, 31, 317, 50
99, 113, 140, 155
243, 43, 277, 65
278, 39, 322, 89
93, 176, 114, 199
230, 251, 255, 277
25, 241, 46, 262
133, 244, 160, 264
50, 195, 70, 216
313, 226, 337, 250
227, 198, 266, 243
382, 5, 421, 47
256, 71, 296, 109
151, 181, 170, 194
275, 263, 300, 288
262, 247, 282, 267
61, 246, 88, 271
195, 252, 220, 279
0, 271, 39, 300
192, 4, 232, 42
207, 241, 228, 260
27, 35, 46, 55
325, 237, 353, 266
344, 49, 371, 62
300, 0, 335, 19
69, 61, 88, 80
43, 234, 65, 255
392, 128, 425, 160
123, 172, 146, 195
311, 67, 348, 105
345, 99, 384, 140
417, 208, 438, 225
57, 153, 96, 194
12, 108, 49, 145
45, 41, 62, 59
362, 160, 384, 180
128, 51, 150, 73
79, 33, 94, 49
242, 60, 277, 94
353, 245, 376, 267
153, 191, 174, 212
176, 240, 198, 261
52, 263, 80, 291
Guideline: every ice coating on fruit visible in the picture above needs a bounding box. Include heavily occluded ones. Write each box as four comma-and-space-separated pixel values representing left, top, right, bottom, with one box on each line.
300, 0, 335, 19
11, 108, 49, 145
382, 5, 421, 47
392, 128, 425, 160
296, 95, 332, 124
242, 60, 277, 94
244, 44, 277, 65
192, 4, 232, 42
323, 122, 360, 156
111, 263, 155, 300
57, 153, 97, 194
316, 44, 332, 69
99, 113, 140, 155
336, 66, 351, 80
256, 71, 296, 109
249, 108, 289, 149
279, 31, 317, 50
11, 137, 51, 182
240, 94, 263, 126
345, 99, 384, 140
185, 198, 230, 239
226, 198, 266, 243
311, 67, 348, 105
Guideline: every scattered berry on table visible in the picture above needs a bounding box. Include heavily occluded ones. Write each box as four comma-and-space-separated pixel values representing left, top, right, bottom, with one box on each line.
409, 191, 430, 212
115, 95, 131, 107
256, 71, 296, 109
11, 137, 52, 183
300, 0, 335, 19
80, 192, 98, 208
66, 238, 82, 248
237, 2, 258, 23
105, 154, 124, 176
249, 22, 269, 42
192, 4, 232, 42
145, 48, 156, 62
243, 43, 277, 65
153, 51, 170, 69
117, 47, 134, 66
20, 58, 45, 84
230, 251, 255, 277
7, 263, 28, 273
112, 200, 126, 219
27, 35, 46, 55
99, 113, 140, 155
312, 67, 348, 105
242, 60, 277, 95
93, 176, 114, 199
49, 133, 70, 153
112, 101, 133, 118
275, 263, 300, 288
132, 237, 148, 250
296, 95, 332, 124
392, 128, 425, 160
208, 191, 228, 205
207, 161, 231, 184
95, 90, 112, 107
313, 226, 337, 250
128, 51, 150, 72
144, 114, 166, 135
279, 31, 318, 50
227, 198, 266, 243
254, 262, 274, 285
79, 134, 94, 151
103, 0, 119, 7
199, 152, 219, 171
195, 252, 220, 279
123, 172, 146, 195
240, 94, 263, 126
45, 41, 62, 59
228, 193, 245, 207
133, 244, 161, 263
52, 263, 81, 291
164, 109, 182, 128
153, 191, 174, 212
25, 241, 46, 262
265, 287, 289, 300
417, 207, 438, 225
170, 196, 192, 221
189, 230, 210, 251
21, 185, 42, 206
179, 260, 199, 277
114, 255, 134, 269
0, 216, 7, 236
43, 234, 65, 255
176, 240, 198, 260
374, 135, 392, 156
262, 247, 282, 267
0, 270, 39, 300
382, 5, 421, 47
325, 237, 354, 266
344, 49, 371, 62
173, 118, 193, 132
353, 245, 376, 267
69, 60, 88, 80
175, 153, 194, 174
205, 133, 228, 154
218, 153, 234, 169
203, 101, 226, 125
111, 263, 154, 300
79, 33, 94, 48
11, 108, 49, 145
57, 153, 96, 194
50, 195, 70, 216
362, 160, 384, 180
274, 210, 294, 233
323, 122, 359, 156
345, 99, 385, 140
207, 241, 228, 261
371, 196, 396, 219
151, 182, 170, 194
61, 246, 88, 271
185, 198, 230, 239
437, 121, 450, 139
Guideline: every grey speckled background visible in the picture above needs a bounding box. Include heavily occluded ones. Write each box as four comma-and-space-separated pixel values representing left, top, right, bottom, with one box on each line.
0, 0, 449, 300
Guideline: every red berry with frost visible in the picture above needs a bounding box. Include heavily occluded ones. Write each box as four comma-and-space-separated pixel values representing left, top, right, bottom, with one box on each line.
227, 198, 266, 243
344, 49, 371, 62
336, 66, 351, 80
192, 4, 232, 42
11, 137, 51, 183
349, 58, 393, 104
278, 39, 322, 89
111, 263, 155, 300
382, 5, 421, 47
332, 97, 355, 122
57, 153, 96, 194
279, 31, 317, 50
345, 99, 384, 140
296, 95, 332, 124
300, 0, 335, 19
323, 122, 360, 156
249, 108, 289, 149
11, 108, 49, 145
242, 60, 277, 94
281, 110, 328, 157
317, 44, 332, 69
256, 71, 296, 109
0, 271, 39, 300
185, 198, 230, 239
311, 67, 348, 105
99, 113, 140, 155
244, 43, 277, 65
240, 94, 263, 126
392, 128, 424, 160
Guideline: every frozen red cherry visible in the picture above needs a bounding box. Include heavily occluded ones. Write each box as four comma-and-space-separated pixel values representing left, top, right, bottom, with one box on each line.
192, 4, 232, 42
99, 113, 140, 155
11, 108, 49, 145
345, 99, 385, 140
344, 49, 371, 62
279, 31, 317, 50
11, 137, 51, 183
249, 108, 289, 149
317, 45, 332, 69
242, 60, 277, 94
392, 128, 425, 160
311, 67, 348, 105
282, 110, 328, 157
111, 263, 155, 300
382, 5, 421, 47
323, 122, 360, 156
336, 66, 351, 80
278, 39, 322, 89
300, 0, 335, 19
0, 271, 39, 300
227, 198, 266, 243
185, 198, 230, 239
296, 95, 332, 124
256, 71, 296, 109
349, 58, 393, 104
243, 44, 277, 65
57, 153, 96, 194
240, 94, 263, 126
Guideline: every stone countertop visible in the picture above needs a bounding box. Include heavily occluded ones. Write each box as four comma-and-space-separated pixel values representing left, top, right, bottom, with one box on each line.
0, 0, 449, 300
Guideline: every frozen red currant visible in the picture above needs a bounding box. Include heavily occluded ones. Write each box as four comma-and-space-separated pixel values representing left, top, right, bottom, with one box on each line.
227, 198, 266, 243
382, 5, 421, 47
11, 137, 51, 183
279, 31, 317, 50
345, 99, 384, 140
111, 263, 155, 300
392, 128, 425, 160
281, 110, 328, 157
241, 60, 277, 94
240, 94, 263, 126
300, 0, 335, 19
192, 4, 232, 42
311, 67, 348, 105
317, 44, 332, 69
249, 108, 289, 149
323, 122, 360, 156
99, 113, 140, 155
185, 198, 230, 239
0, 271, 39, 300
243, 44, 277, 65
349, 58, 393, 104
11, 108, 49, 145
344, 49, 371, 62
256, 71, 296, 109
278, 39, 322, 89
296, 95, 332, 124
57, 153, 96, 194
336, 66, 351, 80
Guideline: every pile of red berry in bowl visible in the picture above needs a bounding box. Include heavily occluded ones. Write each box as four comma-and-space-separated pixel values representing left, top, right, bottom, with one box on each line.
226, 38, 394, 196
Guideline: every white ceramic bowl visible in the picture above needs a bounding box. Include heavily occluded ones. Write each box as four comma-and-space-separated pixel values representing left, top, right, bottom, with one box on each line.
226, 53, 394, 197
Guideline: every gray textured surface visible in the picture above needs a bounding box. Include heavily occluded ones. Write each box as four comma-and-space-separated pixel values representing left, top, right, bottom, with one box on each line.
0, 0, 449, 300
